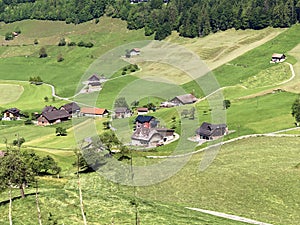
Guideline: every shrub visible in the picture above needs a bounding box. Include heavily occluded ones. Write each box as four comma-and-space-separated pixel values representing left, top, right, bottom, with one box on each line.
58, 37, 66, 46
68, 41, 76, 46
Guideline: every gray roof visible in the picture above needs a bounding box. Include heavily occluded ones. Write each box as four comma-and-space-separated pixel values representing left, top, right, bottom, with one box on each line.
196, 122, 227, 137
171, 94, 197, 104
131, 128, 162, 142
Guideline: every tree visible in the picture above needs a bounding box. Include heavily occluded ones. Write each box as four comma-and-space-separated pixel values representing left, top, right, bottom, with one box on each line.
114, 97, 129, 109
102, 121, 110, 130
44, 96, 49, 102
12, 137, 25, 148
34, 39, 39, 45
58, 37, 66, 46
291, 98, 300, 126
56, 127, 67, 136
0, 149, 34, 198
57, 54, 64, 62
223, 99, 231, 109
39, 47, 48, 58
5, 32, 13, 41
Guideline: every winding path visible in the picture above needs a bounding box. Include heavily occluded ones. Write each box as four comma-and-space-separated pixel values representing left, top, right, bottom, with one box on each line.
186, 207, 273, 225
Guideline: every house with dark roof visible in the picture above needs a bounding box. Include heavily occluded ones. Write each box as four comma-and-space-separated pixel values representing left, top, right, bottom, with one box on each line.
37, 109, 70, 126
80, 107, 108, 117
60, 102, 80, 115
42, 105, 57, 114
88, 74, 100, 82
2, 108, 23, 121
135, 115, 158, 129
113, 107, 132, 119
170, 94, 198, 106
196, 122, 228, 140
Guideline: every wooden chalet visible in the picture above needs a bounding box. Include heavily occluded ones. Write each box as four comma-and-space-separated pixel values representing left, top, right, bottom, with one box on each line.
2, 108, 23, 121
114, 107, 132, 119
37, 109, 70, 126
60, 102, 80, 115
170, 94, 198, 106
137, 107, 149, 115
80, 107, 108, 117
196, 122, 228, 140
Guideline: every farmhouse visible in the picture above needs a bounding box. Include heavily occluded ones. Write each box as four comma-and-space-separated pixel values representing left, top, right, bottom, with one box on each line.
37, 109, 70, 126
271, 53, 286, 63
60, 102, 80, 115
131, 127, 163, 147
170, 94, 198, 106
80, 107, 108, 117
196, 122, 228, 140
2, 108, 23, 121
156, 128, 175, 142
113, 107, 132, 119
135, 115, 158, 129
42, 105, 57, 113
137, 107, 149, 115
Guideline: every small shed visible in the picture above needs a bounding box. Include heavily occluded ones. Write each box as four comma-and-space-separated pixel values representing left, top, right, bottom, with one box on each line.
271, 53, 286, 63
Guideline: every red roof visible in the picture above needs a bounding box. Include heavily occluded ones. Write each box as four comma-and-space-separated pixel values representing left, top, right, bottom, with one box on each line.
137, 107, 148, 112
81, 107, 107, 115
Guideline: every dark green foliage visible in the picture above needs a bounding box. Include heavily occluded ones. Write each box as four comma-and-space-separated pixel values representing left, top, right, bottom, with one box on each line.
2, 0, 300, 40
4, 32, 13, 40
291, 97, 300, 124
223, 100, 231, 109
78, 41, 94, 48
67, 41, 76, 46
24, 119, 32, 125
34, 39, 38, 45
58, 37, 66, 46
12, 137, 25, 147
56, 127, 67, 136
44, 96, 49, 102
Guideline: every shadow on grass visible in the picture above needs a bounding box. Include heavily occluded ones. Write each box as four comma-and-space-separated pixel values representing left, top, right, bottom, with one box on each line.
0, 192, 36, 206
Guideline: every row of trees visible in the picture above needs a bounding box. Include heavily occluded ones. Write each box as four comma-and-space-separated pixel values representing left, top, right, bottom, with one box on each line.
1, 0, 300, 39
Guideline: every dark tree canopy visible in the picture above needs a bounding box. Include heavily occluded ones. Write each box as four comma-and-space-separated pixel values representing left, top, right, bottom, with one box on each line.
1, 0, 300, 39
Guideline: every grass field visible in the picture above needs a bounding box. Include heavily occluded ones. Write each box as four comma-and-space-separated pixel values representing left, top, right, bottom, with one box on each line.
0, 83, 23, 104
138, 136, 300, 225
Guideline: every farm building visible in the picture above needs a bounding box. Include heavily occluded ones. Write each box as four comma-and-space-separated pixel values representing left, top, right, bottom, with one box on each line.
37, 109, 70, 126
156, 128, 175, 142
137, 107, 149, 115
170, 94, 198, 106
196, 122, 228, 140
131, 127, 163, 147
113, 107, 132, 119
135, 115, 158, 129
60, 102, 80, 115
42, 105, 57, 114
2, 108, 23, 121
270, 53, 286, 63
80, 107, 108, 117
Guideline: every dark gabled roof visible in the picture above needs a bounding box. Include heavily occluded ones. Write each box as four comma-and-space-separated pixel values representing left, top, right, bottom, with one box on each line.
60, 102, 80, 114
115, 107, 130, 113
42, 109, 70, 122
88, 74, 100, 81
42, 105, 57, 114
89, 81, 101, 86
3, 108, 21, 116
172, 94, 197, 104
135, 115, 154, 123
196, 122, 227, 137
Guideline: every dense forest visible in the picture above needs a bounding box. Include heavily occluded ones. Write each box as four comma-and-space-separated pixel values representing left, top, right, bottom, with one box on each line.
1, 0, 300, 39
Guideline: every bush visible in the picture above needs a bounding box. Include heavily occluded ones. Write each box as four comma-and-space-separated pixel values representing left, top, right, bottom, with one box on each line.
34, 39, 39, 45
68, 41, 76, 46
39, 47, 48, 58
5, 32, 14, 41
57, 54, 64, 62
58, 37, 66, 46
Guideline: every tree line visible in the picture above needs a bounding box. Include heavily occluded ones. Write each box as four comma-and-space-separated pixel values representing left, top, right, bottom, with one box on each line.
1, 0, 300, 39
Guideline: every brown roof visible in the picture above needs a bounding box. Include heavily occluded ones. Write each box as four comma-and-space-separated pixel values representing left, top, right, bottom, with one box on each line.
131, 127, 162, 142
137, 107, 148, 112
42, 105, 57, 113
42, 109, 70, 122
81, 107, 107, 115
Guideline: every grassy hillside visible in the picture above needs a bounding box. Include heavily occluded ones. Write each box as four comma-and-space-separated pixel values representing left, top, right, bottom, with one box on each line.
138, 136, 300, 225
0, 17, 152, 97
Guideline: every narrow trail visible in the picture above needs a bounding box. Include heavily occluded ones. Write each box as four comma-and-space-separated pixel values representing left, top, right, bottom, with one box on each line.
186, 207, 273, 225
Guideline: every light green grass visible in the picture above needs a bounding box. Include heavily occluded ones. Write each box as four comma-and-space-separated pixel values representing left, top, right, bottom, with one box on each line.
0, 83, 23, 104
138, 136, 300, 225
0, 80, 66, 112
